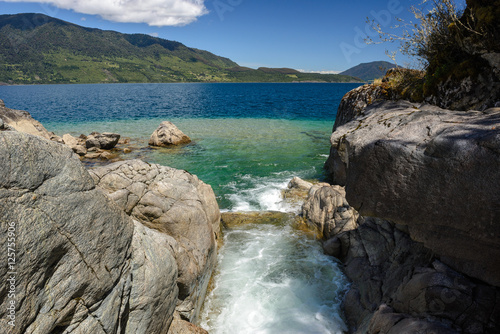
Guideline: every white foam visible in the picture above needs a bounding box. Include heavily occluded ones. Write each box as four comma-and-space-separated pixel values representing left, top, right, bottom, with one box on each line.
200, 223, 349, 334
225, 175, 302, 213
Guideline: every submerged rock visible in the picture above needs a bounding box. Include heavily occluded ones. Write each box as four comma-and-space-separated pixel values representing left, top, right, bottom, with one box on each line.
89, 160, 220, 322
0, 131, 179, 333
221, 211, 299, 229
149, 121, 191, 147
62, 132, 127, 161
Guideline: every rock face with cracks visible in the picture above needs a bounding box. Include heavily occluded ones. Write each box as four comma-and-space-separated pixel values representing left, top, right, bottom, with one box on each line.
89, 159, 221, 322
302, 184, 500, 333
326, 99, 500, 287
0, 131, 180, 333
0, 130, 218, 333
314, 85, 500, 333
302, 184, 359, 240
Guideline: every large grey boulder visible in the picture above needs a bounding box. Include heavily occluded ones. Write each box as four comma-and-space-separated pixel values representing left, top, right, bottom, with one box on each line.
149, 121, 191, 147
89, 159, 220, 322
326, 99, 500, 287
0, 131, 179, 333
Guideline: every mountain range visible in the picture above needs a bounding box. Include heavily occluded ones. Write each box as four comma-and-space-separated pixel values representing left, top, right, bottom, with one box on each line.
0, 13, 367, 85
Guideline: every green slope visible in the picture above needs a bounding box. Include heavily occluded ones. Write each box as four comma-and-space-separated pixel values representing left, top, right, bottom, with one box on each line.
0, 13, 362, 84
340, 61, 396, 81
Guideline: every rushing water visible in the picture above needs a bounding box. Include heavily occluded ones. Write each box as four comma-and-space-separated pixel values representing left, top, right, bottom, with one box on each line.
0, 82, 361, 333
201, 221, 349, 334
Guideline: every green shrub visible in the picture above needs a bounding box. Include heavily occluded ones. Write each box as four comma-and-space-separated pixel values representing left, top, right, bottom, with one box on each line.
367, 0, 498, 101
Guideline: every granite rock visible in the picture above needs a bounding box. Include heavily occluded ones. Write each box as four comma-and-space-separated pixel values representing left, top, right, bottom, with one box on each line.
63, 133, 88, 156
168, 312, 209, 334
302, 184, 358, 240
318, 89, 500, 331
303, 187, 500, 333
127, 221, 178, 333
89, 159, 220, 322
326, 99, 500, 286
0, 99, 58, 140
149, 121, 191, 147
0, 132, 180, 333
85, 132, 121, 150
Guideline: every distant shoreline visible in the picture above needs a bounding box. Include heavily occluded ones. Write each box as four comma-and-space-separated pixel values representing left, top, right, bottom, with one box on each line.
0, 80, 365, 87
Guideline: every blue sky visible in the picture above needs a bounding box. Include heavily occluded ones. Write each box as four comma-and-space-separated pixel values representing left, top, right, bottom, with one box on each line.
0, 0, 464, 72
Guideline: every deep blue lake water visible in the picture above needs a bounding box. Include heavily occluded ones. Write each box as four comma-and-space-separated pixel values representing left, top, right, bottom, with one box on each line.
0, 82, 361, 333
0, 82, 361, 123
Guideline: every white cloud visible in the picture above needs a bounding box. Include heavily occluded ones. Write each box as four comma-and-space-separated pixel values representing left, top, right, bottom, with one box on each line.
149, 32, 159, 37
3, 0, 208, 26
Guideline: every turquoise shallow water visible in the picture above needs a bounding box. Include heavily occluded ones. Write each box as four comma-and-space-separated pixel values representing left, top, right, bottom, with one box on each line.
45, 117, 332, 210
0, 82, 360, 333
